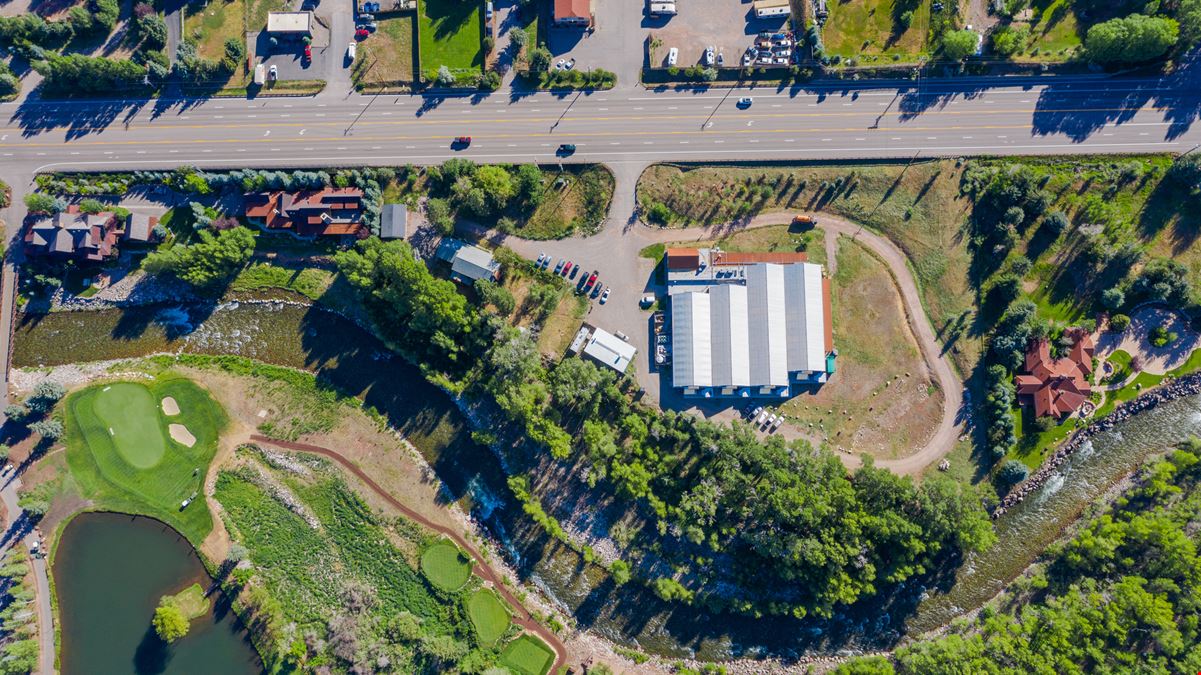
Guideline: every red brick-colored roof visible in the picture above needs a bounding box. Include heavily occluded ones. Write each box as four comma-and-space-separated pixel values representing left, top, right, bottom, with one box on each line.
1016, 329, 1095, 418
666, 247, 701, 270
711, 250, 809, 266
244, 188, 364, 237
554, 0, 589, 20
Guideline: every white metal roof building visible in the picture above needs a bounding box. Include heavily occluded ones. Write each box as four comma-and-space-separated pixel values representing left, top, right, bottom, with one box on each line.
569, 324, 636, 373
672, 261, 832, 398
447, 243, 500, 284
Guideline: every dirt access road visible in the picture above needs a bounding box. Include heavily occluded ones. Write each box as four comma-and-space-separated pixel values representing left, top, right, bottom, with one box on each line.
250, 436, 568, 675
493, 206, 966, 476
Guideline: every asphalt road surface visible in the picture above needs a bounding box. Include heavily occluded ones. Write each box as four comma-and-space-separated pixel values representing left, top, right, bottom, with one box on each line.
2, 74, 1201, 175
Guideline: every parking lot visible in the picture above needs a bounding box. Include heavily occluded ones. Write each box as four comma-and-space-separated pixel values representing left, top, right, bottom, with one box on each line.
546, 0, 645, 84
648, 0, 789, 68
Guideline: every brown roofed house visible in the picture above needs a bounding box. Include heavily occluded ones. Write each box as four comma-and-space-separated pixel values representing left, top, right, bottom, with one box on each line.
244, 188, 367, 238
24, 206, 121, 262
1015, 328, 1096, 418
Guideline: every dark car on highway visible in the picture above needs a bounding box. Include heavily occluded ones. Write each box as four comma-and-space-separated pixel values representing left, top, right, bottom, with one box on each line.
452, 136, 471, 149
556, 144, 576, 156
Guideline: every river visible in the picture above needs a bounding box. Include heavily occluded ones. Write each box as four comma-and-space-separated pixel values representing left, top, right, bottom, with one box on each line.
19, 301, 1201, 662
53, 513, 262, 675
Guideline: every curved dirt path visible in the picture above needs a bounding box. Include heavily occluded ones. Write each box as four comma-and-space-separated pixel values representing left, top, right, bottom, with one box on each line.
638, 211, 966, 475
249, 436, 568, 674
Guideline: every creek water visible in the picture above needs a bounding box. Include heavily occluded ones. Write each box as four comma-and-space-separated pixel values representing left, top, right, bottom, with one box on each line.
21, 302, 1201, 661
53, 512, 262, 675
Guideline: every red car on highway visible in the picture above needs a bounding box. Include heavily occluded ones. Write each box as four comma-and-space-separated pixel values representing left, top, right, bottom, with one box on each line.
303, 44, 312, 61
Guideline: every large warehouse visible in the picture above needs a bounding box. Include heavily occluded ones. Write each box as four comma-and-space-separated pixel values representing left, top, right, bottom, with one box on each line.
669, 248, 834, 398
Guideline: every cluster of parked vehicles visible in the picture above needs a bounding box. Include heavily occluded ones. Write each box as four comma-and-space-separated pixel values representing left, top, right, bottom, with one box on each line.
535, 253, 610, 303
744, 405, 784, 432
653, 311, 669, 366
742, 31, 796, 67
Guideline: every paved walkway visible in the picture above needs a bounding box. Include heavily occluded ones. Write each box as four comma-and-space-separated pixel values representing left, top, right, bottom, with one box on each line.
0, 475, 53, 675
250, 435, 568, 675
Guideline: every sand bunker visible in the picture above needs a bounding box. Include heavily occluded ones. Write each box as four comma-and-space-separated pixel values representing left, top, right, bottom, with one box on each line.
161, 396, 181, 416
169, 424, 196, 448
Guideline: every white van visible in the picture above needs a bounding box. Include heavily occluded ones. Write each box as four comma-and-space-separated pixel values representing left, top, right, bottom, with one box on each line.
253, 63, 265, 85
649, 2, 676, 16
667, 46, 678, 66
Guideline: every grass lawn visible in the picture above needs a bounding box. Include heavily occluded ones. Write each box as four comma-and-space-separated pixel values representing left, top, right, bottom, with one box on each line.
418, 0, 483, 79
187, 0, 247, 62
536, 293, 588, 359
247, 0, 288, 31
164, 582, 210, 620
64, 377, 228, 544
515, 166, 615, 239
1103, 349, 1133, 384
419, 539, 472, 591
1022, 0, 1082, 60
355, 14, 417, 88
466, 588, 510, 644
822, 0, 929, 60
499, 634, 555, 675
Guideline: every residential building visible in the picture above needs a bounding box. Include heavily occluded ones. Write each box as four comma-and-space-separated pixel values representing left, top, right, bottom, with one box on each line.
569, 324, 636, 373
435, 239, 500, 284
24, 207, 121, 262
1015, 329, 1095, 418
752, 0, 791, 18
380, 203, 408, 240
244, 188, 367, 238
553, 0, 591, 26
266, 11, 312, 36
668, 248, 834, 398
124, 212, 159, 243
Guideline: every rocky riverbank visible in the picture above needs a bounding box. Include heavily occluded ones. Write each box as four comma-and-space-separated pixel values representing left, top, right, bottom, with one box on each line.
992, 372, 1201, 518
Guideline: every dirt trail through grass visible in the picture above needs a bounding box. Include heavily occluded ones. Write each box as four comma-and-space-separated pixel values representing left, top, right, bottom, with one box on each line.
250, 435, 567, 674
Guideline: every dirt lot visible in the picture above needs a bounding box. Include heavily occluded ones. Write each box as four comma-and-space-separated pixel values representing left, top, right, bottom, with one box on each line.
779, 236, 943, 460
646, 0, 788, 68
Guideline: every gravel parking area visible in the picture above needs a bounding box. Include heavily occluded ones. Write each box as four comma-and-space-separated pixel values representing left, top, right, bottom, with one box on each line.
648, 0, 788, 68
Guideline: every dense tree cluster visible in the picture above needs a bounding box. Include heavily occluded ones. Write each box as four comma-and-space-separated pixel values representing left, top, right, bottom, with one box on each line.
143, 226, 256, 292
424, 160, 546, 225
1086, 14, 1179, 64
963, 163, 1049, 264
837, 440, 1201, 673
337, 245, 996, 620
35, 53, 149, 93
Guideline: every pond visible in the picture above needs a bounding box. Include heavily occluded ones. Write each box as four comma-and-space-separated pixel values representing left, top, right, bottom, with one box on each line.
22, 302, 1201, 662
53, 512, 262, 675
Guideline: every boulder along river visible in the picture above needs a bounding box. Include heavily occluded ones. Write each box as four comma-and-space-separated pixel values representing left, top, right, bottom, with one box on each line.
17, 301, 1201, 661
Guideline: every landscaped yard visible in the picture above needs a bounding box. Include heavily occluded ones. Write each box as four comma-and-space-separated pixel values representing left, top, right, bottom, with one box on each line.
187, 0, 247, 61
466, 588, 510, 644
64, 377, 228, 544
1022, 0, 1082, 59
419, 539, 473, 591
822, 0, 930, 61
418, 0, 482, 81
498, 634, 555, 675
355, 14, 417, 88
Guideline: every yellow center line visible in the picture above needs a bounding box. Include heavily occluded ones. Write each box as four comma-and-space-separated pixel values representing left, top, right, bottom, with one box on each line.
0, 122, 1099, 150
0, 105, 1168, 136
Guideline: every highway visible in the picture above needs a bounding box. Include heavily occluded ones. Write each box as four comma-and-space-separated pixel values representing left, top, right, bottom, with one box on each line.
1, 75, 1201, 173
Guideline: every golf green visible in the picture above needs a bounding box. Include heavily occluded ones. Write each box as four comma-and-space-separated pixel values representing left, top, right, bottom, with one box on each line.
91, 383, 168, 469
65, 377, 228, 544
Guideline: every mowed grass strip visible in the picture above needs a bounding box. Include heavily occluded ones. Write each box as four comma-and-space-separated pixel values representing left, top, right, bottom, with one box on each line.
418, 0, 482, 78
65, 378, 228, 544
466, 588, 510, 644
91, 382, 167, 468
420, 540, 472, 590
499, 634, 555, 675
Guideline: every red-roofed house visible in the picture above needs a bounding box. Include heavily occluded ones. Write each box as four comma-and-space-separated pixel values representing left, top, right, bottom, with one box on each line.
244, 188, 367, 238
553, 0, 591, 26
1015, 328, 1096, 418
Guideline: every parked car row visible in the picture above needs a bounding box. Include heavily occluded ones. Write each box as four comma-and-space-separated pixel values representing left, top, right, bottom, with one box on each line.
534, 253, 610, 304
742, 31, 798, 67
743, 405, 784, 432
